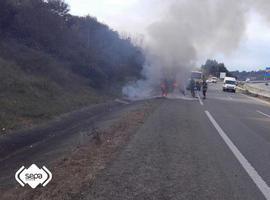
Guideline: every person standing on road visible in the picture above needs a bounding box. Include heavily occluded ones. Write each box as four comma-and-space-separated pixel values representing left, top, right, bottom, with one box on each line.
202, 80, 208, 99
190, 78, 196, 98
161, 79, 169, 97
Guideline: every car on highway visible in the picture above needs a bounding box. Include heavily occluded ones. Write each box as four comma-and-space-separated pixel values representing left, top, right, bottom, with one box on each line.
223, 77, 236, 93
207, 77, 218, 83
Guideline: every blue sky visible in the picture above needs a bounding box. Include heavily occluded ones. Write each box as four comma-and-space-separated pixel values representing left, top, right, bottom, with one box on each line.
66, 0, 270, 71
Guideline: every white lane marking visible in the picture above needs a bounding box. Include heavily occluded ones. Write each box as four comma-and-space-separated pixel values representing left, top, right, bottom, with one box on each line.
197, 91, 204, 106
115, 99, 130, 105
228, 95, 233, 100
257, 110, 270, 119
226, 94, 233, 100
205, 110, 270, 200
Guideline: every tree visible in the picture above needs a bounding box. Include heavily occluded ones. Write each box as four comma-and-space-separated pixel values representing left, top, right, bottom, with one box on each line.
0, 0, 145, 89
201, 59, 231, 77
47, 0, 69, 17
0, 0, 16, 36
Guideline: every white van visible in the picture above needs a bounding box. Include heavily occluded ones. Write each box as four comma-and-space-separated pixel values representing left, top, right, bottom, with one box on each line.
223, 77, 236, 93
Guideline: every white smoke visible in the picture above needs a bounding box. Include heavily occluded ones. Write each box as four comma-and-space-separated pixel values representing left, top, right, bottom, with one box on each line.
123, 0, 270, 99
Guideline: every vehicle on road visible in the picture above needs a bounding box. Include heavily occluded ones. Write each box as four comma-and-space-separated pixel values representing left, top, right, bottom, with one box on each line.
187, 71, 203, 91
245, 78, 250, 83
207, 77, 218, 83
223, 77, 236, 93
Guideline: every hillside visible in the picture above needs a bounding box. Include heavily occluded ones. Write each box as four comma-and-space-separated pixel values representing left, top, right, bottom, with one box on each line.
0, 0, 144, 133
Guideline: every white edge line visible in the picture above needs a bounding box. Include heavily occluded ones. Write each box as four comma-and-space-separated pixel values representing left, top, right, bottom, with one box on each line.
197, 91, 204, 106
205, 110, 270, 200
115, 99, 130, 105
257, 110, 270, 119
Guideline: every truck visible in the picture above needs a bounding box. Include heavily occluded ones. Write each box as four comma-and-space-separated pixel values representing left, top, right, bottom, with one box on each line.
190, 71, 203, 91
223, 77, 237, 93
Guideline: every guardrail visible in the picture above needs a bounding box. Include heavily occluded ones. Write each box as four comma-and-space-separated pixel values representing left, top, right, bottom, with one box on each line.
247, 81, 267, 84
237, 84, 270, 99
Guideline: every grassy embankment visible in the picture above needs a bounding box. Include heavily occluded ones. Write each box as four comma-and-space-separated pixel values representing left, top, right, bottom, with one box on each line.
0, 42, 107, 133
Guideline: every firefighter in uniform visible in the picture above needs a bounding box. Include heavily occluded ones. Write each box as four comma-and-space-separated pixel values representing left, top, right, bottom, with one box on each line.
202, 80, 208, 99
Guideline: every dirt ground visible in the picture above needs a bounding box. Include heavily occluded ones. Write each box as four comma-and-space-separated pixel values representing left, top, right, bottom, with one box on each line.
0, 100, 160, 200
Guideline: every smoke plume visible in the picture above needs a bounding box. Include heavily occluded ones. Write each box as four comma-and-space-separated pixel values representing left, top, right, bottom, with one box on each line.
123, 0, 270, 99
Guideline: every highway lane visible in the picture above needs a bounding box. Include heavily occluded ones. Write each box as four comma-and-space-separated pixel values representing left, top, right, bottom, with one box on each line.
85, 84, 270, 200
205, 83, 270, 163
1, 82, 270, 200
203, 83, 270, 199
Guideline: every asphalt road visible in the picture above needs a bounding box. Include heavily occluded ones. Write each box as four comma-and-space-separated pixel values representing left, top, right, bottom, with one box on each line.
85, 83, 270, 200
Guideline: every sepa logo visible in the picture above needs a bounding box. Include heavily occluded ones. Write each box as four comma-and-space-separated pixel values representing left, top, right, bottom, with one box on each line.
15, 164, 52, 189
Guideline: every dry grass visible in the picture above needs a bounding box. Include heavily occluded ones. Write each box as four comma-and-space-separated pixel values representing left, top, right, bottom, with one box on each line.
1, 105, 151, 200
